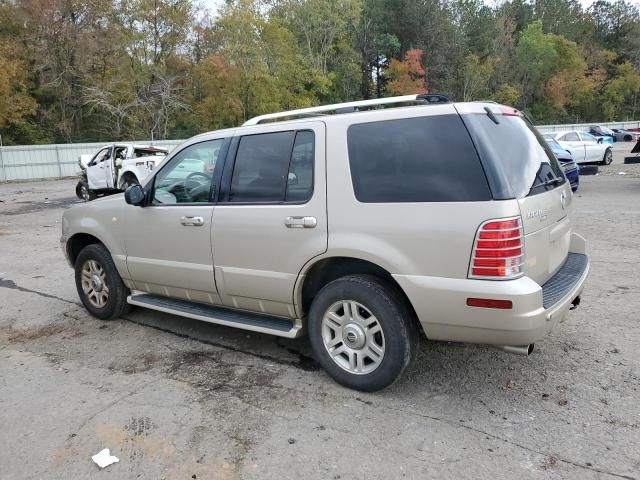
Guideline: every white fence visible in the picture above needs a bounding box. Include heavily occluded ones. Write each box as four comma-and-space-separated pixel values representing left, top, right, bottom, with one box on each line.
536, 120, 640, 133
0, 140, 183, 182
1, 119, 639, 182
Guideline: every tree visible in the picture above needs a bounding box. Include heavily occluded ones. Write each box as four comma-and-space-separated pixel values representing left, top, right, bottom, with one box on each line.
0, 42, 37, 129
494, 83, 521, 106
386, 49, 427, 95
461, 54, 494, 101
602, 62, 640, 119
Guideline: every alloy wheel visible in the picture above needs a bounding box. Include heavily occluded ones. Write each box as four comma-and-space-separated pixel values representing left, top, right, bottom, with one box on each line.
80, 259, 109, 308
321, 300, 385, 375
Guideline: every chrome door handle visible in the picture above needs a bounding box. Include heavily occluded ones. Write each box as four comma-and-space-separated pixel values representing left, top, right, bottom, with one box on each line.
284, 216, 317, 228
180, 216, 204, 226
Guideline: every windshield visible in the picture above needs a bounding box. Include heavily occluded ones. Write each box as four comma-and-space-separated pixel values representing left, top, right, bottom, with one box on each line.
462, 113, 566, 199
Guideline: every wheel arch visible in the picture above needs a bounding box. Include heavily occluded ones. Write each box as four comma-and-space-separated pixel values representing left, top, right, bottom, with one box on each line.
66, 233, 105, 266
117, 169, 140, 189
296, 256, 422, 333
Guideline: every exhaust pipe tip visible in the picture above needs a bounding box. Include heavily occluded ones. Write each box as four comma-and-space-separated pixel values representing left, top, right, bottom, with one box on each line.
497, 344, 535, 356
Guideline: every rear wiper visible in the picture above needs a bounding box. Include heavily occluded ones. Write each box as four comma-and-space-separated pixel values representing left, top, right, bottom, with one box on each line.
538, 177, 563, 188
483, 106, 500, 125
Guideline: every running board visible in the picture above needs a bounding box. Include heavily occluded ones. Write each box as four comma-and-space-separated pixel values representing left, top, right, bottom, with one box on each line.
127, 293, 303, 338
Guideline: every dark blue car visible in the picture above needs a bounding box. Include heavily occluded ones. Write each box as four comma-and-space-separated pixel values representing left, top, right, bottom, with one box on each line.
543, 134, 579, 192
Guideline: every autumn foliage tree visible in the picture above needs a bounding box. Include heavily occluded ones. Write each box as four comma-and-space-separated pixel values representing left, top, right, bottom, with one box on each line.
0, 42, 36, 129
385, 48, 427, 95
1, 0, 640, 144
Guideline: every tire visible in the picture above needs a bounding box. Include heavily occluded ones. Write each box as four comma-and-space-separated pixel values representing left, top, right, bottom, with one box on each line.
308, 274, 418, 392
624, 135, 632, 142
119, 174, 139, 191
601, 148, 613, 166
76, 181, 96, 201
75, 244, 130, 320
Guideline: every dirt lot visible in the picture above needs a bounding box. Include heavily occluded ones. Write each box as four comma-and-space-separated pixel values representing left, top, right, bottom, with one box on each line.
1, 145, 639, 479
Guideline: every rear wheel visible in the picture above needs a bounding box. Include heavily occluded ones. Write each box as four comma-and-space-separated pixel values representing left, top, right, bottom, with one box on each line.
601, 148, 613, 165
119, 173, 139, 190
75, 244, 130, 320
308, 274, 418, 392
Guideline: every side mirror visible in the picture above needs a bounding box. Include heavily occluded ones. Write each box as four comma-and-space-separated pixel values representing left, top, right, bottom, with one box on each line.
597, 138, 603, 144
124, 184, 145, 206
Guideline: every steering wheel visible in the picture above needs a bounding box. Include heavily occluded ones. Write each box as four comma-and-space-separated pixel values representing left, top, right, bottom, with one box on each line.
183, 172, 211, 201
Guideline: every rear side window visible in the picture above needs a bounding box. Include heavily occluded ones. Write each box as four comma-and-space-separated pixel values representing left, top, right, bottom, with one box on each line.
229, 130, 314, 203
286, 131, 314, 202
560, 132, 579, 141
347, 115, 491, 203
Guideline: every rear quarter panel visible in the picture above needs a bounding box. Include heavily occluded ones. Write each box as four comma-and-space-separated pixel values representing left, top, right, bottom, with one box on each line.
323, 107, 522, 279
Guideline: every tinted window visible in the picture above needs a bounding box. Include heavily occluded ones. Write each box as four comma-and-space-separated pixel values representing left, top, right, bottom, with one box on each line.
560, 132, 579, 141
347, 115, 491, 203
462, 113, 565, 198
286, 131, 314, 202
152, 139, 223, 204
229, 131, 297, 202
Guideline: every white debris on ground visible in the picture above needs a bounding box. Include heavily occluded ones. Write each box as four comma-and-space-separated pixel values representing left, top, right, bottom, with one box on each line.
91, 449, 119, 468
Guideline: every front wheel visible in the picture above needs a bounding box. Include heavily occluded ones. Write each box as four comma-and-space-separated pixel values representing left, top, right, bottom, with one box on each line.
308, 275, 418, 392
601, 148, 613, 165
76, 180, 96, 201
75, 244, 130, 320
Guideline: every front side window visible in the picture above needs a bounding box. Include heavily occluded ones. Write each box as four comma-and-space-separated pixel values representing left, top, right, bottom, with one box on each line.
229, 130, 315, 203
347, 115, 491, 203
152, 139, 223, 204
91, 147, 112, 166
579, 132, 596, 142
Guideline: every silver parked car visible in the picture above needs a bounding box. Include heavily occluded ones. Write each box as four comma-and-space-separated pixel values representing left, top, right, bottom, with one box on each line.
61, 95, 589, 391
552, 130, 613, 165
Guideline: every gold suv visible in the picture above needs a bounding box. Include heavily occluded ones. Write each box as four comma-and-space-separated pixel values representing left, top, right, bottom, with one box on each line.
62, 95, 589, 391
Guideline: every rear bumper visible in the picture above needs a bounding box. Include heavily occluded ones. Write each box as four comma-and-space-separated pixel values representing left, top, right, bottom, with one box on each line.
394, 243, 589, 347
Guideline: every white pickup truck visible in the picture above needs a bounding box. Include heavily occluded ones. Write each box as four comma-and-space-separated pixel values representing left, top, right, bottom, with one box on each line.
76, 144, 168, 200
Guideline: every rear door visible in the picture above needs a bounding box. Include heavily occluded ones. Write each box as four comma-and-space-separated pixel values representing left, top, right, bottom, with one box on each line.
460, 108, 572, 285
211, 122, 327, 318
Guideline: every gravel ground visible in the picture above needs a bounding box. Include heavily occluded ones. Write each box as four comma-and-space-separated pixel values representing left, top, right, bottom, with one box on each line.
1, 147, 639, 479
592, 142, 640, 177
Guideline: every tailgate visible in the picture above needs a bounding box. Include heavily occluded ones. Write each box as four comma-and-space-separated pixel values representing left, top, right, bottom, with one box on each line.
519, 182, 572, 285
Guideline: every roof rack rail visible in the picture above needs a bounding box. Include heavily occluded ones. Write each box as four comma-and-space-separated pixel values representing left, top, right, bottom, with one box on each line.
243, 93, 452, 126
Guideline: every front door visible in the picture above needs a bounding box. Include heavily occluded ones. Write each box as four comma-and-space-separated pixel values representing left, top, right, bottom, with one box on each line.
558, 132, 585, 162
580, 132, 603, 162
124, 138, 227, 305
86, 147, 112, 190
212, 122, 327, 318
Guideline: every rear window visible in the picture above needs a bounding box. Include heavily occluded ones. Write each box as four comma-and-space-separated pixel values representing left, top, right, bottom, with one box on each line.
346, 115, 491, 203
461, 113, 566, 199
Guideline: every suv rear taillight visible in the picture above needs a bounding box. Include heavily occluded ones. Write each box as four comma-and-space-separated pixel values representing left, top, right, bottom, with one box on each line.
469, 217, 524, 280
